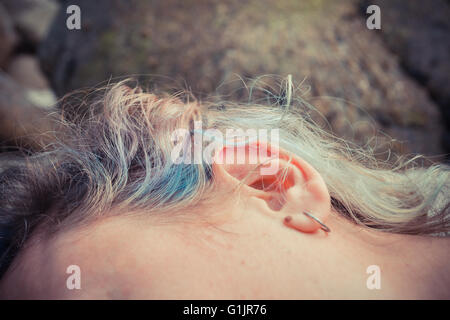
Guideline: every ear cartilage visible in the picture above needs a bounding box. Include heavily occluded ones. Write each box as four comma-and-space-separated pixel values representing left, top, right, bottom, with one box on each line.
303, 211, 331, 233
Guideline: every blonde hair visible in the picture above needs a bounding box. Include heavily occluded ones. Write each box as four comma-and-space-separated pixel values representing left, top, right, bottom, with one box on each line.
0, 77, 449, 276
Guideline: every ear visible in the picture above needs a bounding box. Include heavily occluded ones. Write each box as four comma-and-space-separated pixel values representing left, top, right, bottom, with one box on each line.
212, 142, 331, 234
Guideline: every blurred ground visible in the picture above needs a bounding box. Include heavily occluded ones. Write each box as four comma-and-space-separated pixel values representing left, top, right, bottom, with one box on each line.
0, 0, 449, 160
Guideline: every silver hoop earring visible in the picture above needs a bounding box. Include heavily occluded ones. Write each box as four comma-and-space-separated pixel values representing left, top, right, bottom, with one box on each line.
303, 211, 331, 233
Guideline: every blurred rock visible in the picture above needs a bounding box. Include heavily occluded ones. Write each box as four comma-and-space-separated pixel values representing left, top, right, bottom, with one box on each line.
24, 89, 57, 109
0, 4, 18, 68
7, 54, 50, 89
2, 0, 59, 45
39, 0, 445, 158
360, 0, 450, 150
7, 54, 57, 109
0, 71, 56, 149
40, 0, 112, 94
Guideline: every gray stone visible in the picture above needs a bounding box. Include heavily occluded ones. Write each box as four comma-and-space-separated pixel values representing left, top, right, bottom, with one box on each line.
0, 4, 18, 68
38, 0, 446, 157
7, 54, 50, 89
2, 0, 59, 45
360, 0, 450, 150
7, 54, 57, 109
0, 71, 55, 149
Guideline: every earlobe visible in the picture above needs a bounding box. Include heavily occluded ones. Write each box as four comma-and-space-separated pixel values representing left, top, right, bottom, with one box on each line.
284, 211, 331, 234
212, 143, 332, 234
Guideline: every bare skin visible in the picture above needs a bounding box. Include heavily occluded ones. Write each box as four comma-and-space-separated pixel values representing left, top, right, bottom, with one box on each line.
0, 204, 449, 299
1, 145, 449, 299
